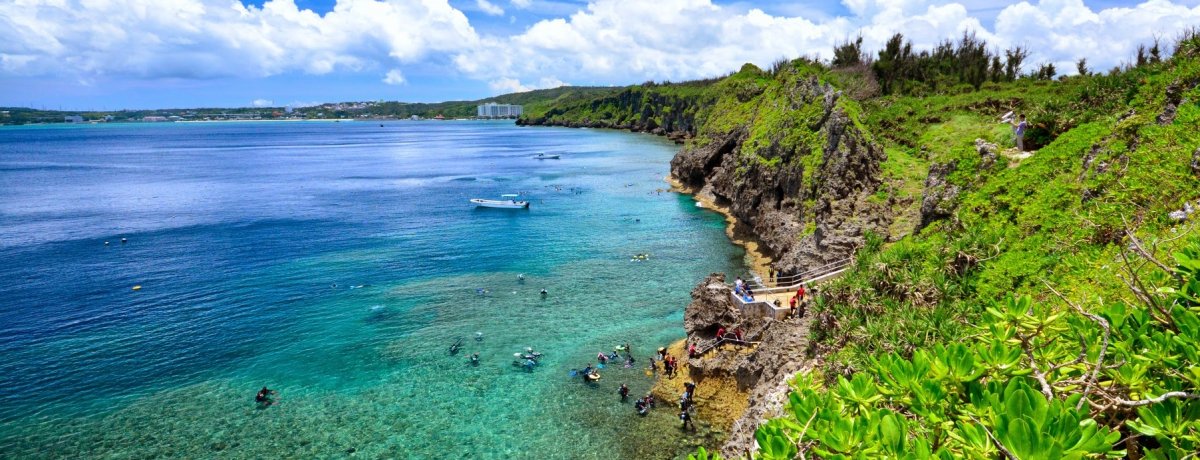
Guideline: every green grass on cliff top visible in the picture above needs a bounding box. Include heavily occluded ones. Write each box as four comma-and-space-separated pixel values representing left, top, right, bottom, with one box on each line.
818, 53, 1200, 375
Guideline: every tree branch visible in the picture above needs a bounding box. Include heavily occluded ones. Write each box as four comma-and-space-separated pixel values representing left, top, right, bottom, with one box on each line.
1042, 279, 1112, 411
1018, 333, 1055, 399
1123, 216, 1180, 282
968, 415, 1015, 460
1115, 391, 1200, 407
1118, 249, 1177, 330
795, 410, 819, 460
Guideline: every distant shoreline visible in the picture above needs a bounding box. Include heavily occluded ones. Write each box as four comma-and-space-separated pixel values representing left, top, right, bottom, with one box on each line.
176, 118, 357, 123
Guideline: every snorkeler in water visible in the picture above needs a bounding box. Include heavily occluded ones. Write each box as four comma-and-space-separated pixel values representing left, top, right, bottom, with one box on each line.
255, 386, 277, 406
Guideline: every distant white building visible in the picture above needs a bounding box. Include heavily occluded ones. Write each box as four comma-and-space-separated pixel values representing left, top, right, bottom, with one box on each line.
64, 115, 83, 123
476, 103, 522, 119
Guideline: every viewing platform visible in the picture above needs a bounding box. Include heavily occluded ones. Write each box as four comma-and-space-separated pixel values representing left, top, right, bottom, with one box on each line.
728, 258, 852, 320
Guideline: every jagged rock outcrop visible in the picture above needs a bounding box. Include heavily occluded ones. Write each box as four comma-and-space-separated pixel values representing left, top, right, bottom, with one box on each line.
917, 161, 959, 231
975, 138, 998, 170
670, 76, 891, 276
682, 274, 812, 458
1191, 146, 1200, 177
1158, 80, 1183, 125
683, 273, 743, 338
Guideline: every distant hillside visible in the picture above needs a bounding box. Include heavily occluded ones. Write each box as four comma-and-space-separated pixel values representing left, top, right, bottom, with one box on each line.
0, 86, 622, 125
518, 78, 720, 141
368, 86, 620, 119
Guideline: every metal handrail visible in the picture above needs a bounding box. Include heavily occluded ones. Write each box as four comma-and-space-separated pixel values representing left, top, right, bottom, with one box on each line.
736, 258, 853, 291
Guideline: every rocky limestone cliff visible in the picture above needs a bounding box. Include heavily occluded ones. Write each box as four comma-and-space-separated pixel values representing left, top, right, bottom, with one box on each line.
670, 76, 892, 276
682, 273, 813, 457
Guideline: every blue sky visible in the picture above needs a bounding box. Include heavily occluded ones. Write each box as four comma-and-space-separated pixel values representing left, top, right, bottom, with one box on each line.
2, 0, 1199, 110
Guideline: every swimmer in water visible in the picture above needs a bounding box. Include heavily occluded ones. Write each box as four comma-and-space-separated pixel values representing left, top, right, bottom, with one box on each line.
255, 387, 277, 406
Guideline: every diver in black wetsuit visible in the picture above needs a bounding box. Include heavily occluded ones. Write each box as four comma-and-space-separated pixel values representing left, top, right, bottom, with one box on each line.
255, 387, 277, 406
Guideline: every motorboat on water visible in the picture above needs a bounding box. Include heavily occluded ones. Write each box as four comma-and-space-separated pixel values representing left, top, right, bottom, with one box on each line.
471, 194, 529, 209
533, 153, 560, 159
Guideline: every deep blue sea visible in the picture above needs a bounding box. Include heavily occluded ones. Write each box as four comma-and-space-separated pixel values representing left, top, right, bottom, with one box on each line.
0, 120, 746, 458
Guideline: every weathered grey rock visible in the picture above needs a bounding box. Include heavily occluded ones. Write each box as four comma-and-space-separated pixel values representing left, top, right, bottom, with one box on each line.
917, 161, 960, 231
683, 273, 742, 338
975, 138, 998, 170
1191, 147, 1200, 177
1158, 80, 1183, 125
670, 76, 890, 277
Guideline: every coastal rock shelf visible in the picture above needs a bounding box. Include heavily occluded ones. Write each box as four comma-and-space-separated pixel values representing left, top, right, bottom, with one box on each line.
679, 273, 814, 457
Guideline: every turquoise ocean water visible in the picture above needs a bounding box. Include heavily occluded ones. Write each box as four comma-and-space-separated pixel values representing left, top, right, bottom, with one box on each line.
0, 120, 746, 458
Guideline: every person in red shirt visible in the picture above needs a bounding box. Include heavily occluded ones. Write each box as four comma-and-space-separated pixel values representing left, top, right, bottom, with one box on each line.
797, 285, 806, 300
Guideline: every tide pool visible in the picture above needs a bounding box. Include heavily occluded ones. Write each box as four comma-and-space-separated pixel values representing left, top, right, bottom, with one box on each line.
0, 120, 747, 458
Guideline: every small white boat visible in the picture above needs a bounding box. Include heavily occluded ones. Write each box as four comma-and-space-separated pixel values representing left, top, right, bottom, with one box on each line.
471, 194, 529, 209
533, 153, 560, 160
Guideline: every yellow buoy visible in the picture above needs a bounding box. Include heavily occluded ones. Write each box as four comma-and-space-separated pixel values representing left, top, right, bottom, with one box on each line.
132, 285, 142, 291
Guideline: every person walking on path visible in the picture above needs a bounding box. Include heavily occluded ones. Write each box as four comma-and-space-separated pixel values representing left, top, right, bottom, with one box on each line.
1011, 113, 1028, 151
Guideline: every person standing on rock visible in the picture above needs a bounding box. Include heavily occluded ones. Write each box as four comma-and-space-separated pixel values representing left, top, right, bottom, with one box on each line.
680, 407, 694, 430
1011, 113, 1028, 151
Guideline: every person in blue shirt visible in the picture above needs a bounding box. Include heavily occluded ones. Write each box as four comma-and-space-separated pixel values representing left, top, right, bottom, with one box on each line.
1011, 113, 1028, 151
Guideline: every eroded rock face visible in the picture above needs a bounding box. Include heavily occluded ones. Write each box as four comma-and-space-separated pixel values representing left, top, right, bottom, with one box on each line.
917, 161, 959, 231
684, 273, 742, 338
1191, 147, 1200, 177
681, 274, 813, 458
976, 138, 998, 170
670, 77, 890, 276
1158, 80, 1183, 125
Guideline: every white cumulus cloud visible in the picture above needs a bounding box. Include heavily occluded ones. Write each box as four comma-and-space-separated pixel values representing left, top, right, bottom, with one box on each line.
252, 98, 274, 107
0, 0, 480, 79
476, 0, 505, 16
383, 69, 407, 85
453, 0, 1200, 92
2, 0, 1200, 99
